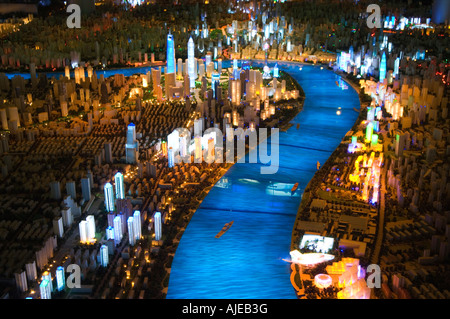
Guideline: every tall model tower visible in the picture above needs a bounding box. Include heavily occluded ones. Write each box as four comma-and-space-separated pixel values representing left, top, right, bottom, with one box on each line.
100, 245, 109, 267
133, 210, 142, 241
86, 215, 96, 241
104, 182, 115, 212
113, 215, 123, 246
394, 57, 400, 78
166, 33, 176, 74
79, 220, 88, 243
154, 212, 162, 241
212, 72, 220, 99
188, 37, 196, 88
40, 279, 51, 299
127, 216, 136, 246
168, 147, 174, 168
125, 123, 139, 164
56, 266, 65, 292
114, 172, 125, 200
379, 52, 386, 82
81, 177, 91, 201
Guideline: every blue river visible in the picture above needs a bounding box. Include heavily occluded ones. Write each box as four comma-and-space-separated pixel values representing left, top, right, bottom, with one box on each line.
4, 59, 360, 298
166, 60, 360, 299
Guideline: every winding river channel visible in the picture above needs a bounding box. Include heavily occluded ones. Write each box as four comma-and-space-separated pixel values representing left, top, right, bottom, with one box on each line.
166, 60, 360, 299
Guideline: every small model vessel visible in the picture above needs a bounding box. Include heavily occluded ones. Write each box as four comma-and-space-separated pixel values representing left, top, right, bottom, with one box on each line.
215, 221, 234, 238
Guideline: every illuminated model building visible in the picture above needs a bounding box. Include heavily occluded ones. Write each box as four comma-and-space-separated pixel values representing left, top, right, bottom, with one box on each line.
113, 215, 123, 246
114, 172, 125, 200
104, 182, 115, 212
125, 123, 139, 164
168, 147, 174, 168
133, 210, 142, 241
166, 33, 176, 74
100, 245, 109, 267
42, 271, 53, 292
79, 220, 88, 243
127, 216, 136, 246
188, 37, 196, 88
154, 211, 162, 241
40, 279, 51, 299
379, 52, 386, 82
56, 266, 65, 292
86, 215, 96, 241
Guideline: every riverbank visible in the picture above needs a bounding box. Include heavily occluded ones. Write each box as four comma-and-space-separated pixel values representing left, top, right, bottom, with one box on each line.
288, 69, 373, 298
158, 161, 234, 297
290, 69, 370, 250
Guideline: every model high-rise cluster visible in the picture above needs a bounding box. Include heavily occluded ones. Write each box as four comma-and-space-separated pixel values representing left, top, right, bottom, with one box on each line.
78, 215, 96, 244
120, 210, 143, 246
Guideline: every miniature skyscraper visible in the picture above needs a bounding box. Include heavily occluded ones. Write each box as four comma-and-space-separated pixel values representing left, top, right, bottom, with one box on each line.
273, 63, 279, 78
125, 123, 139, 164
188, 37, 196, 88
127, 216, 136, 246
379, 52, 386, 82
40, 279, 51, 299
154, 212, 162, 240
104, 182, 115, 212
133, 210, 142, 241
56, 266, 65, 292
114, 172, 125, 200
100, 245, 109, 267
166, 33, 176, 74
113, 215, 123, 246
